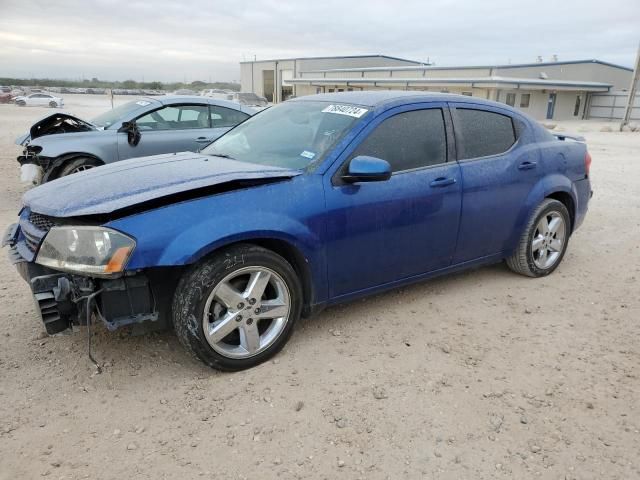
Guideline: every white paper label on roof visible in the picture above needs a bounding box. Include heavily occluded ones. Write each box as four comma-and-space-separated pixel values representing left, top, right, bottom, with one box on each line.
322, 104, 368, 118
135, 101, 151, 106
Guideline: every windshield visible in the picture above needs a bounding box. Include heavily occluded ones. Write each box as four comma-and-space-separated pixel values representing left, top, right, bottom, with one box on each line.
91, 100, 152, 128
201, 101, 368, 169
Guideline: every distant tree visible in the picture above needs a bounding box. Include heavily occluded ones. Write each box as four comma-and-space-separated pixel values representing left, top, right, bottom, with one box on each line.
122, 79, 137, 89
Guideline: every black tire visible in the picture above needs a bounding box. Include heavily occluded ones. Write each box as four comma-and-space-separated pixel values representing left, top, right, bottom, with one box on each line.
16, 100, 26, 106
173, 244, 302, 371
55, 157, 102, 179
506, 198, 571, 277
49, 101, 57, 108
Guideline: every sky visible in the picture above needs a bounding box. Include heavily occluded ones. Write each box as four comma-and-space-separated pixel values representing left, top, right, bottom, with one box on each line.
0, 0, 638, 83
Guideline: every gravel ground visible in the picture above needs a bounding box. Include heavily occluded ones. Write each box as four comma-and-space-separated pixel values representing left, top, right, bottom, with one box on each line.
0, 96, 639, 480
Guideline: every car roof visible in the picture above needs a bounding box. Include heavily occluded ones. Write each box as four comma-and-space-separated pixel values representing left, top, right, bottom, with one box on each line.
291, 91, 504, 109
150, 95, 244, 111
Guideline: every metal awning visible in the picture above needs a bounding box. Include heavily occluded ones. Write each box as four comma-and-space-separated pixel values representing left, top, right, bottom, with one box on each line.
289, 76, 611, 92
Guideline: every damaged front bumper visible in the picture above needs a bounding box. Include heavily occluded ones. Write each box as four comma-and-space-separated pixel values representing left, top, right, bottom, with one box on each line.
17, 148, 48, 186
3, 222, 161, 335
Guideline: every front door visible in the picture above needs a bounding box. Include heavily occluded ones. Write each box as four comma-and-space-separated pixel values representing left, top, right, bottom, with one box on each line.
117, 104, 216, 160
546, 93, 557, 119
324, 104, 462, 298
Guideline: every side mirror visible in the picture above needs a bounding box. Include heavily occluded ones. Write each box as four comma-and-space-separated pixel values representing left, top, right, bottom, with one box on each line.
342, 156, 392, 183
121, 121, 141, 147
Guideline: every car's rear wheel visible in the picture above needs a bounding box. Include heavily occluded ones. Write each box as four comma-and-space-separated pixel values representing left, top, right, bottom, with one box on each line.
173, 244, 302, 370
49, 101, 58, 108
506, 198, 570, 277
56, 157, 102, 179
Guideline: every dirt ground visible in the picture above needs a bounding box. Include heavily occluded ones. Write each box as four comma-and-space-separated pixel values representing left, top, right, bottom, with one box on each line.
0, 95, 638, 480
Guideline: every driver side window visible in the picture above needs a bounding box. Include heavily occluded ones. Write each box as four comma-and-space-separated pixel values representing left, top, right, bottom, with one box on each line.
135, 105, 209, 131
351, 108, 447, 172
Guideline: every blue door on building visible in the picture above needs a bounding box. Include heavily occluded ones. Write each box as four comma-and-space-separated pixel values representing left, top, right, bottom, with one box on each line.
546, 93, 557, 119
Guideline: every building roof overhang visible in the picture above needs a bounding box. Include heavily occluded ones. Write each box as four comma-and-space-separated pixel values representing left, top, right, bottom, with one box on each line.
289, 76, 612, 92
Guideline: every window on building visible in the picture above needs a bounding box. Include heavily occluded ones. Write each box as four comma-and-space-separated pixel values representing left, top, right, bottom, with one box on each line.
210, 106, 249, 128
506, 93, 516, 107
328, 89, 335, 93
461, 91, 472, 96
573, 95, 581, 116
456, 108, 516, 160
351, 109, 447, 172
520, 93, 530, 108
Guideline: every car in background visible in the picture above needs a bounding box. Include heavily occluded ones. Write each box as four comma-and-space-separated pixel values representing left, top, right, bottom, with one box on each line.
230, 92, 269, 108
201, 89, 233, 99
3, 92, 593, 371
15, 95, 256, 184
173, 89, 198, 96
0, 86, 11, 93
0, 92, 13, 104
14, 93, 64, 108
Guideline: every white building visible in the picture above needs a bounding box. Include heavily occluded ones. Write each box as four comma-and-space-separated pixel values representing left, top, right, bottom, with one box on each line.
240, 56, 633, 120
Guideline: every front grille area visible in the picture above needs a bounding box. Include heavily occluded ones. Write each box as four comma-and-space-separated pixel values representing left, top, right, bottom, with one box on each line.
18, 209, 59, 257
28, 211, 56, 232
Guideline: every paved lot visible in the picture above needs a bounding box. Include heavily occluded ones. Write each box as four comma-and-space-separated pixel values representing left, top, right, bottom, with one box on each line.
0, 96, 639, 479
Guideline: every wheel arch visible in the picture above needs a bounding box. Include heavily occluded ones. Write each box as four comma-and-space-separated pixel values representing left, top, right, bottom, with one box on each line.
508, 174, 578, 254
545, 190, 576, 233
218, 238, 315, 316
43, 152, 104, 182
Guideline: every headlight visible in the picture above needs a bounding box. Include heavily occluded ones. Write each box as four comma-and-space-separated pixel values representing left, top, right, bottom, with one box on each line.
36, 226, 135, 277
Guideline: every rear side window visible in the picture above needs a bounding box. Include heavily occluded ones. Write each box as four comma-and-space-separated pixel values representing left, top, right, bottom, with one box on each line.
352, 109, 447, 172
210, 106, 249, 128
456, 108, 516, 159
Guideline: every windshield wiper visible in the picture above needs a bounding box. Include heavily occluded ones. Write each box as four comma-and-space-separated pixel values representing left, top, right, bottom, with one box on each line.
210, 153, 236, 160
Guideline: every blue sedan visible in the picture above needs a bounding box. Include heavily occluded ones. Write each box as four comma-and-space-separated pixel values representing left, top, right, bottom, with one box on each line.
4, 92, 592, 370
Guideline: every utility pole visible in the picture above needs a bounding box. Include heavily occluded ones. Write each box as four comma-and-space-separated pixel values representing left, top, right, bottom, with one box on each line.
620, 42, 640, 131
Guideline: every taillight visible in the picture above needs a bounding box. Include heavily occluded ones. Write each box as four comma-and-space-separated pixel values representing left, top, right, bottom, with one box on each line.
584, 151, 592, 177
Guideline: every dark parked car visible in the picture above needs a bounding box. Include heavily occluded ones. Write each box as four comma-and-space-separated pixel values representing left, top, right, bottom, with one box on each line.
3, 92, 592, 371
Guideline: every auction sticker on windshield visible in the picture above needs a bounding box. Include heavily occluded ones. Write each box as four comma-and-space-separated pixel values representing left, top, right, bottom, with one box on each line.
322, 105, 368, 118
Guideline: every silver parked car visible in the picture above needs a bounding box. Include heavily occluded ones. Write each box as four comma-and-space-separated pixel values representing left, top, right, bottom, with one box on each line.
16, 96, 256, 184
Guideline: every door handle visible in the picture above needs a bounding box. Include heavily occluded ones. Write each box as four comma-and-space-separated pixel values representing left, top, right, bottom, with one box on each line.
518, 161, 537, 170
429, 177, 456, 188
195, 137, 213, 143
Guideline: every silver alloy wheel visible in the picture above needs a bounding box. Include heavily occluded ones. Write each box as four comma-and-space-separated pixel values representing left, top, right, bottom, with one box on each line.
532, 211, 566, 269
202, 266, 291, 359
70, 165, 94, 174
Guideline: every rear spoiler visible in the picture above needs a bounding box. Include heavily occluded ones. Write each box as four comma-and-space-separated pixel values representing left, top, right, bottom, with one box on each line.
553, 132, 585, 143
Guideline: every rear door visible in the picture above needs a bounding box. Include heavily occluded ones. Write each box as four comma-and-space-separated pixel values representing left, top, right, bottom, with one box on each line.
449, 103, 542, 263
324, 103, 462, 298
117, 104, 211, 160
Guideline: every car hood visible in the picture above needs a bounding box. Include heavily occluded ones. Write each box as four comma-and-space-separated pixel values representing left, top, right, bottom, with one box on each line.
15, 113, 97, 146
23, 152, 301, 218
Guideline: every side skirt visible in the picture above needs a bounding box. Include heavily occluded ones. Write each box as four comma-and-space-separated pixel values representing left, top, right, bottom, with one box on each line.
325, 252, 506, 307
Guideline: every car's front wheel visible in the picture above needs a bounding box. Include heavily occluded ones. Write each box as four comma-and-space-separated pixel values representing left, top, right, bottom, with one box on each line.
16, 100, 26, 106
506, 198, 571, 277
173, 244, 302, 370
55, 157, 102, 179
